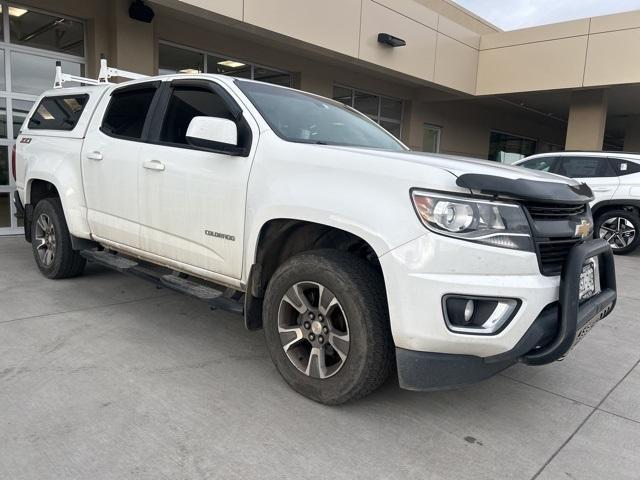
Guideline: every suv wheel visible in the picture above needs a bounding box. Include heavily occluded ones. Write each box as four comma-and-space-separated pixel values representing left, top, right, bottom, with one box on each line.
263, 250, 393, 404
595, 210, 640, 255
31, 198, 86, 278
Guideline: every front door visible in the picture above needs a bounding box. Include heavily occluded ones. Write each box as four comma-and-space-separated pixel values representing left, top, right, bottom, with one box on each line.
82, 83, 160, 249
138, 80, 255, 279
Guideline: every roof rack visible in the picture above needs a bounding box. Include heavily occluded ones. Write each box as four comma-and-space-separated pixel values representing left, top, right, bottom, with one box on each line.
54, 54, 148, 88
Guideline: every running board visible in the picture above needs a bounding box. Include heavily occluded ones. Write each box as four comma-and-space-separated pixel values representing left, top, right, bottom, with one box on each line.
81, 249, 244, 315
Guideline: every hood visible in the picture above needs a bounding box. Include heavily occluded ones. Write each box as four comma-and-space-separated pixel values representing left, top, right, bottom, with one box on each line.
324, 146, 580, 185
319, 146, 593, 204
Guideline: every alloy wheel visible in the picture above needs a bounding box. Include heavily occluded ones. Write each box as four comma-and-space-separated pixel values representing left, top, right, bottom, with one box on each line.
277, 281, 350, 379
34, 213, 57, 266
599, 217, 637, 249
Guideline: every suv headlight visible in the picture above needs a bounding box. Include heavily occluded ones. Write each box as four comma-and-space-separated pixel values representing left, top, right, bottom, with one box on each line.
411, 190, 534, 251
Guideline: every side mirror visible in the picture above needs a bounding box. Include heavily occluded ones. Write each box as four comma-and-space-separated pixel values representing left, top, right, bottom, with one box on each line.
186, 116, 241, 155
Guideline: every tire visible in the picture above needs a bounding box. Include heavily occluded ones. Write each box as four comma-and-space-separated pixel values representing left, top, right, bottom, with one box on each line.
31, 198, 86, 279
595, 210, 640, 255
263, 249, 393, 405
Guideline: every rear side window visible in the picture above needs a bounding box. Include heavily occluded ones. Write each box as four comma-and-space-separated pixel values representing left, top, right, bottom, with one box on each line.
101, 86, 157, 140
610, 158, 640, 176
556, 157, 615, 178
28, 95, 89, 131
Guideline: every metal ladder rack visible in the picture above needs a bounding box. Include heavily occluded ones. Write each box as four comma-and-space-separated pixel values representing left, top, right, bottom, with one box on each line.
54, 55, 148, 88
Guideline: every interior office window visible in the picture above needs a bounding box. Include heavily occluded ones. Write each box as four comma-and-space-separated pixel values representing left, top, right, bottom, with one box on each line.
489, 131, 537, 164
28, 95, 88, 131
160, 86, 235, 145
159, 43, 204, 75
423, 124, 442, 153
9, 7, 84, 56
101, 87, 157, 140
11, 52, 83, 95
12, 99, 34, 138
334, 86, 403, 139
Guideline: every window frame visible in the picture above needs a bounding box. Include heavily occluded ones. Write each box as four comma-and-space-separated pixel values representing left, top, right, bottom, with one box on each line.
147, 78, 252, 157
27, 93, 89, 131
158, 40, 292, 87
332, 84, 404, 138
423, 123, 442, 153
99, 81, 162, 143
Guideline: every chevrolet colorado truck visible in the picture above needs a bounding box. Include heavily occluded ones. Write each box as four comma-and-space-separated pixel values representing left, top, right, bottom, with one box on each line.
12, 72, 617, 404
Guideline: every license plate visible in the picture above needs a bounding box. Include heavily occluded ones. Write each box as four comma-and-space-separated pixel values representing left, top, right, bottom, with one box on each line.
579, 258, 598, 301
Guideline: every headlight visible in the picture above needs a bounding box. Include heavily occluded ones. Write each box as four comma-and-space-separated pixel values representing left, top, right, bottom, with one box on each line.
411, 190, 534, 251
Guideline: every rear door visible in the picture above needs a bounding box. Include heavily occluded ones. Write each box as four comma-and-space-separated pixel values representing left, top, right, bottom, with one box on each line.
608, 158, 640, 201
555, 156, 619, 204
137, 79, 256, 279
81, 82, 160, 249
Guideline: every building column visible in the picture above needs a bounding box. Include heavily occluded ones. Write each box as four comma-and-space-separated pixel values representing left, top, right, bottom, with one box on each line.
565, 89, 608, 151
624, 115, 640, 152
107, 0, 156, 75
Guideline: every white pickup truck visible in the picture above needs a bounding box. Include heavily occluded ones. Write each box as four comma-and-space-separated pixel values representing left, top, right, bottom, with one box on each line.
12, 72, 617, 404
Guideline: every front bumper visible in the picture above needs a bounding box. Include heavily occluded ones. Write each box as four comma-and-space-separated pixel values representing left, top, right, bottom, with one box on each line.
383, 236, 616, 391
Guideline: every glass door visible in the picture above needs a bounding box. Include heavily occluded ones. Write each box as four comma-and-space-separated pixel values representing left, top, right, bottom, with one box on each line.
0, 2, 86, 235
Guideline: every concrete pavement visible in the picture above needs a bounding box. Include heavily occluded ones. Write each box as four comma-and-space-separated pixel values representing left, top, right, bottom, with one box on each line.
1, 236, 639, 480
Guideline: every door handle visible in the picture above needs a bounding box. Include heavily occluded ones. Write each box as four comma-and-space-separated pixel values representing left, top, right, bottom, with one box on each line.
143, 159, 165, 172
592, 187, 612, 192
86, 151, 103, 161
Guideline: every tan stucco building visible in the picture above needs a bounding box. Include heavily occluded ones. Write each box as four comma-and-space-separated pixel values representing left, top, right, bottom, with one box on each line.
1, 0, 640, 233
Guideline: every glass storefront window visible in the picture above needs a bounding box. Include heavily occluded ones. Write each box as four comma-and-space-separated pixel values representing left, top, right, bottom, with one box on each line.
0, 145, 7, 185
0, 98, 6, 138
333, 85, 403, 139
11, 52, 83, 95
208, 54, 251, 78
0, 50, 5, 91
489, 131, 537, 164
0, 192, 9, 227
158, 43, 292, 86
12, 99, 34, 138
423, 124, 441, 153
9, 7, 84, 56
253, 66, 290, 87
159, 43, 204, 75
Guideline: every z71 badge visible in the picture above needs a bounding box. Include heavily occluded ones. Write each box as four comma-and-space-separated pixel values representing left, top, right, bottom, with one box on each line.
20, 137, 32, 144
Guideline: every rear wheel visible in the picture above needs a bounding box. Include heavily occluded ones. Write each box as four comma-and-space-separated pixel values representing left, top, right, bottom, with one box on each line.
263, 250, 393, 405
31, 198, 86, 278
595, 210, 640, 255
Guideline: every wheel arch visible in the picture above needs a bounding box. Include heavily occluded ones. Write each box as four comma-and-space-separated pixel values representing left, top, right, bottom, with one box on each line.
592, 200, 640, 219
244, 218, 388, 331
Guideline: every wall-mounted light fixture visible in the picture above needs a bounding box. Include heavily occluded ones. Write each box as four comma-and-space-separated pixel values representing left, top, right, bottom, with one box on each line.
378, 33, 406, 48
129, 0, 155, 23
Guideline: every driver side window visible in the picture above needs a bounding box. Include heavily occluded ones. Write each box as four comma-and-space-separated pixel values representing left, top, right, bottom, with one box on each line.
160, 85, 235, 145
522, 157, 558, 173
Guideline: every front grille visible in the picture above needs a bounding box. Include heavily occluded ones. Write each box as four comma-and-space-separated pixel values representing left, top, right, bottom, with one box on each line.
526, 203, 586, 220
536, 238, 582, 276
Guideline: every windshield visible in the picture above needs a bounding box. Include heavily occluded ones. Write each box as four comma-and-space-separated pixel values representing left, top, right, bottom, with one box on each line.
236, 80, 406, 151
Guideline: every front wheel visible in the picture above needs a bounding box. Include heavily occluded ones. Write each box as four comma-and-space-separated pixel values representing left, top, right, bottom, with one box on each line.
595, 210, 640, 255
31, 198, 86, 279
263, 250, 393, 405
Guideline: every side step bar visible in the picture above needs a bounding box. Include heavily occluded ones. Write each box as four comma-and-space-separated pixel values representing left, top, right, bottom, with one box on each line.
80, 249, 244, 315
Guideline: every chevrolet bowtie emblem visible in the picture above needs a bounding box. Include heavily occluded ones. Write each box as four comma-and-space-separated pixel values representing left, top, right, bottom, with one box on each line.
575, 219, 592, 239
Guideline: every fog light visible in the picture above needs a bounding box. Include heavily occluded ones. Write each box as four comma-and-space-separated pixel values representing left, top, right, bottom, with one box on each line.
443, 295, 520, 335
